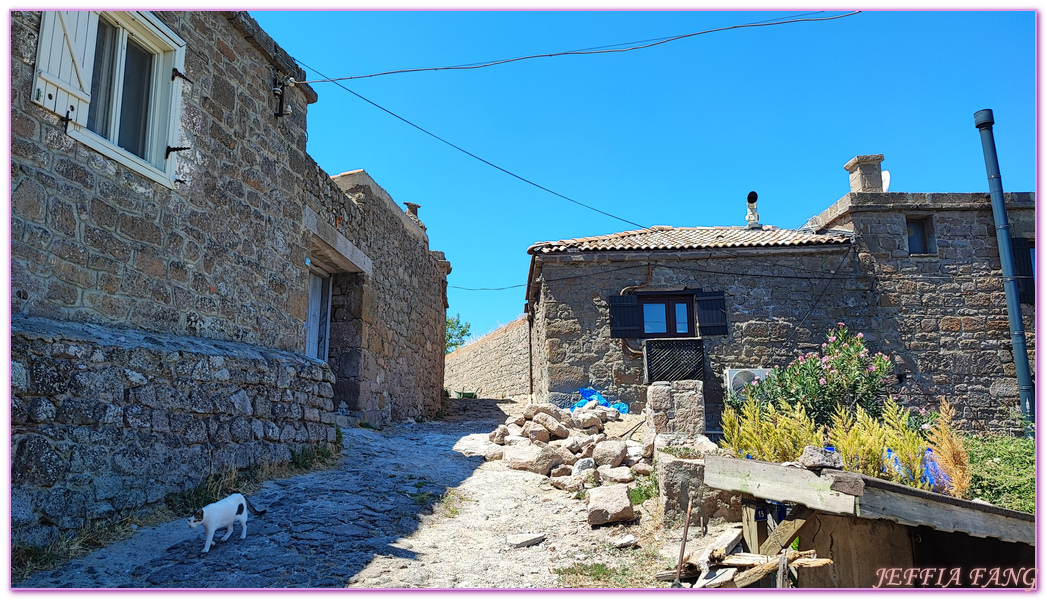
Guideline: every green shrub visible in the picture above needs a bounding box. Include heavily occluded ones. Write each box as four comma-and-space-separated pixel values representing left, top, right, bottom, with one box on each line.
965, 433, 1035, 513
628, 474, 658, 505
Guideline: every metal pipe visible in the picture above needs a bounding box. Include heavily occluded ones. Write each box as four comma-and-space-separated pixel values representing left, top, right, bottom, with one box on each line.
973, 109, 1034, 429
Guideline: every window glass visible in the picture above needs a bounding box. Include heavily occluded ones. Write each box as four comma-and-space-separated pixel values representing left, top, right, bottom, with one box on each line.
87, 18, 118, 136
643, 303, 667, 334
119, 38, 154, 159
907, 218, 928, 254
674, 302, 689, 334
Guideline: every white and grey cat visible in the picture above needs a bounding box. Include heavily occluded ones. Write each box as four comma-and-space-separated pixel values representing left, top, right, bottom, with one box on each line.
187, 493, 266, 553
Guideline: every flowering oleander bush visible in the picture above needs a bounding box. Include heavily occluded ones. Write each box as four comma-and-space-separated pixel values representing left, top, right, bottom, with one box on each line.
729, 323, 893, 426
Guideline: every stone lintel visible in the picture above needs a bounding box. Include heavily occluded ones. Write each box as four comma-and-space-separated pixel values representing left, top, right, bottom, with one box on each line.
303, 205, 373, 276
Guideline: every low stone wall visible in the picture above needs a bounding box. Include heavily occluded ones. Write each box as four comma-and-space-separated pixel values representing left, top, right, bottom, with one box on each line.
644, 379, 705, 436
444, 317, 529, 399
11, 316, 342, 546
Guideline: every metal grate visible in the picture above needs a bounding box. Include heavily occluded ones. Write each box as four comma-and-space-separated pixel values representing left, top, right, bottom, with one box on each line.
644, 338, 704, 383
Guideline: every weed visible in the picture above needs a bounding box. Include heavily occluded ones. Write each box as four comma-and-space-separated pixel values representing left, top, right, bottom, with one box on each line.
408, 491, 434, 506
660, 446, 704, 459
334, 424, 344, 446
628, 474, 658, 505
288, 442, 339, 472
555, 559, 651, 588
358, 421, 378, 430
437, 489, 468, 518
965, 433, 1034, 513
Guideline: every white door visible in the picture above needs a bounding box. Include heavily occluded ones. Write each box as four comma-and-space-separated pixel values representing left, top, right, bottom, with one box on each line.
305, 272, 331, 360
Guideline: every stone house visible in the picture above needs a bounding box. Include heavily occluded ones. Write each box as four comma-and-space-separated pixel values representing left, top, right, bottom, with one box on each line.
11, 10, 450, 545
517, 154, 1034, 434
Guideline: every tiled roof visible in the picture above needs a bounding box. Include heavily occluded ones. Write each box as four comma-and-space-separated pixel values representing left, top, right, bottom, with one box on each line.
528, 225, 851, 254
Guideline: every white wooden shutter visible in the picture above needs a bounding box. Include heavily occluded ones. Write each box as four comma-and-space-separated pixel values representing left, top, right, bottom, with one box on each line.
33, 11, 99, 127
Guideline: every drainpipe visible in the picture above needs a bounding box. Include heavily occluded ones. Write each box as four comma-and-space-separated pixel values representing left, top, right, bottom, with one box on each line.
973, 109, 1034, 430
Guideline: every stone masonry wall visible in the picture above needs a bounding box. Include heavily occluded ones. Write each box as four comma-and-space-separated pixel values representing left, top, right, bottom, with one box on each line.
813, 192, 1036, 431
10, 10, 450, 544
529, 193, 1034, 432
444, 317, 530, 399
531, 246, 869, 420
11, 316, 339, 546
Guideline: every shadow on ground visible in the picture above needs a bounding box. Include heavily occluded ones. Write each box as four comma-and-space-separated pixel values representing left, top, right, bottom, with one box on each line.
16, 398, 518, 589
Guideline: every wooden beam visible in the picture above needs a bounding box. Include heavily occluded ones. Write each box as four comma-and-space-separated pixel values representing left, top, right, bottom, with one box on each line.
857, 486, 1034, 546
692, 525, 743, 573
705, 455, 857, 515
733, 550, 819, 589
694, 568, 737, 589
760, 506, 815, 555
741, 504, 768, 554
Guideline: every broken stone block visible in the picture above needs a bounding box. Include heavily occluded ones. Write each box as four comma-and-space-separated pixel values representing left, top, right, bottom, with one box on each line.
484, 446, 504, 461
597, 465, 635, 484
552, 445, 577, 466
572, 457, 596, 476
799, 445, 843, 469
506, 414, 526, 427
611, 534, 638, 548
550, 475, 585, 492
489, 424, 509, 445
505, 444, 562, 476
524, 403, 561, 421
586, 484, 635, 526
533, 412, 569, 439
523, 421, 550, 443
550, 465, 573, 478
630, 461, 653, 476
571, 410, 602, 430
593, 440, 627, 467
507, 533, 546, 548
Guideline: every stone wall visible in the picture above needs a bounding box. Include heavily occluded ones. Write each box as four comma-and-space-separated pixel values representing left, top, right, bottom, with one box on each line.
10, 10, 450, 544
11, 315, 339, 546
644, 380, 705, 436
811, 191, 1036, 431
525, 189, 1034, 431
529, 246, 866, 419
444, 317, 530, 399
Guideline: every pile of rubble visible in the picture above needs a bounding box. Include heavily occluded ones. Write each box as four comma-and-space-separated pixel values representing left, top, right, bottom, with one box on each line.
481, 402, 653, 526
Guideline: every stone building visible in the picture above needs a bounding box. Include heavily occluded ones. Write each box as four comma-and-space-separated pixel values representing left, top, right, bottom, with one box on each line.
513, 154, 1034, 434
11, 10, 450, 545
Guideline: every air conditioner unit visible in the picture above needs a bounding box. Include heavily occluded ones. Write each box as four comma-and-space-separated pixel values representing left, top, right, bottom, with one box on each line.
724, 367, 773, 396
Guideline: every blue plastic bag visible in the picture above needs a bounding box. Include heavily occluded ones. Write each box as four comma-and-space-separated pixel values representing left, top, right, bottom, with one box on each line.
574, 388, 628, 413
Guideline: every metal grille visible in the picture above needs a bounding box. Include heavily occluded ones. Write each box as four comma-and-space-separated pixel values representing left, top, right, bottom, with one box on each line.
644, 338, 704, 383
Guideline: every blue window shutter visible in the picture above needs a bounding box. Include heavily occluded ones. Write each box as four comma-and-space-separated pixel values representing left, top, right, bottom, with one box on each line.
609, 294, 641, 338
1012, 237, 1034, 305
695, 291, 728, 337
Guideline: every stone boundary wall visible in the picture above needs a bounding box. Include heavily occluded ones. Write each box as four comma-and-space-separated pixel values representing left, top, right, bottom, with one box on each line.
11, 316, 342, 546
644, 380, 705, 436
444, 317, 530, 399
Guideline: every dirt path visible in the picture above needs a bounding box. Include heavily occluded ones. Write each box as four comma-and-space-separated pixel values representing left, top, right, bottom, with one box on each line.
16, 397, 714, 589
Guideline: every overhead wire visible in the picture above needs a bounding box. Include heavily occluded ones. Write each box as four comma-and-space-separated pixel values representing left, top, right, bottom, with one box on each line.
292, 59, 649, 230
297, 11, 860, 84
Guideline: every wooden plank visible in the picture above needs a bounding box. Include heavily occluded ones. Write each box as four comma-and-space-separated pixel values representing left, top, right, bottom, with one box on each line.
734, 550, 816, 589
741, 504, 767, 554
694, 567, 737, 589
776, 553, 789, 588
760, 506, 815, 555
692, 525, 743, 573
717, 553, 776, 567
857, 486, 1034, 546
705, 455, 857, 515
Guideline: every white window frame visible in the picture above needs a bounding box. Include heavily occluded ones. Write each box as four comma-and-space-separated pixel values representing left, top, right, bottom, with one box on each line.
33, 11, 185, 188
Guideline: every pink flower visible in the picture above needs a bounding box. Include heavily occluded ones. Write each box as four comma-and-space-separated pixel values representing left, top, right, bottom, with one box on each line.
822, 343, 827, 348
867, 365, 876, 372
856, 332, 864, 339
919, 407, 927, 416
838, 322, 845, 327
819, 378, 827, 385
821, 356, 831, 363
828, 336, 837, 342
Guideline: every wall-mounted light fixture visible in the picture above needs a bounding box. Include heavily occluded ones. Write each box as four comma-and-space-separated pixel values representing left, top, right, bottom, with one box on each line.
273, 76, 296, 118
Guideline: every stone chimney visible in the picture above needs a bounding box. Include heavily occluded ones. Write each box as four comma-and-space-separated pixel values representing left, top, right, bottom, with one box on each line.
404, 202, 426, 232
844, 154, 884, 192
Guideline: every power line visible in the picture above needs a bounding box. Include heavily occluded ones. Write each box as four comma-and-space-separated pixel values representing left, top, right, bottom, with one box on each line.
293, 59, 649, 229
297, 11, 860, 84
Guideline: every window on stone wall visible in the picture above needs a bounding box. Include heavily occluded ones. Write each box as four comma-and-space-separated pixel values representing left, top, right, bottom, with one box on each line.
906, 216, 935, 255
609, 289, 727, 338
33, 11, 185, 187
1012, 237, 1035, 305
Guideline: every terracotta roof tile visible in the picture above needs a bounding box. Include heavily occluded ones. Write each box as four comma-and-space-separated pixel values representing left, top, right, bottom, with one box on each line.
529, 225, 851, 254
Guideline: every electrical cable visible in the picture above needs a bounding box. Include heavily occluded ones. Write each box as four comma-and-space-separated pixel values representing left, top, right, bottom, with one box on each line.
293, 59, 650, 230
297, 11, 860, 84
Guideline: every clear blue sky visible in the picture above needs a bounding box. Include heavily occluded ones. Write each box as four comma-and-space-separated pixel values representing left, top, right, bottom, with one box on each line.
251, 10, 1036, 340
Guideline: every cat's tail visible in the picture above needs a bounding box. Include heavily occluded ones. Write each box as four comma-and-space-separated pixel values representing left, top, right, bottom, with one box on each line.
244, 496, 267, 516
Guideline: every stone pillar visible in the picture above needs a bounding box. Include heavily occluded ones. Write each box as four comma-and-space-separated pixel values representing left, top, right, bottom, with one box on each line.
644, 379, 705, 436
844, 154, 885, 192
